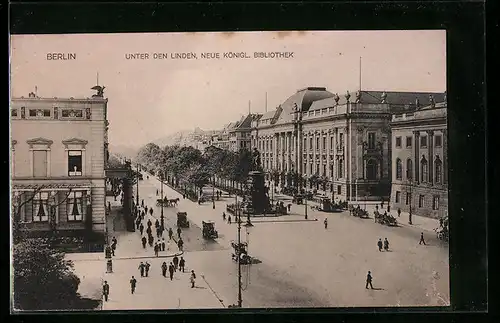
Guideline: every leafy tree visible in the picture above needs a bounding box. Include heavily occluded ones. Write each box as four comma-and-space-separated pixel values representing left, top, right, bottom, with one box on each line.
107, 155, 123, 168
12, 239, 92, 310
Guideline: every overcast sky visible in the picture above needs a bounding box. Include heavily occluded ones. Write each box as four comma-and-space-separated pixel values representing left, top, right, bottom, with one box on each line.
10, 30, 446, 147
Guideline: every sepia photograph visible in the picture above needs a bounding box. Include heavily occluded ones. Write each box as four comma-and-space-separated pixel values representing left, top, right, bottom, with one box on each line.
10, 30, 449, 311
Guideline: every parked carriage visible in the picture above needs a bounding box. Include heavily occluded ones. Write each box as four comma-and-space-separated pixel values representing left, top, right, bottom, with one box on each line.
177, 212, 190, 228
374, 211, 398, 226
230, 241, 252, 264
348, 204, 370, 218
314, 197, 343, 212
202, 221, 218, 239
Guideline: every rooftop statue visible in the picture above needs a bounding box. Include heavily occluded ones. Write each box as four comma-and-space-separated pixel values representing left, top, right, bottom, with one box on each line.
91, 85, 105, 97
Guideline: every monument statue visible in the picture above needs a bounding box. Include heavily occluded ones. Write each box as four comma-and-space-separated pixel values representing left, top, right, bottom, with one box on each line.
91, 85, 105, 97
252, 148, 261, 171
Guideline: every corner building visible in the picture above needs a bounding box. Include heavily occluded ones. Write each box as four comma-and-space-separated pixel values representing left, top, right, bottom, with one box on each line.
390, 100, 448, 218
251, 87, 445, 201
11, 91, 109, 243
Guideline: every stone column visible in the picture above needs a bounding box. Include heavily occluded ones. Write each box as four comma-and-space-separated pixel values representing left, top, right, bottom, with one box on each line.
343, 127, 348, 180
286, 132, 292, 172
427, 130, 434, 184
414, 130, 420, 184
326, 130, 331, 180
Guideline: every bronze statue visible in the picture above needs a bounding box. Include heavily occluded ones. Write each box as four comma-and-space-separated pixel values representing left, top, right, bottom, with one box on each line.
252, 148, 261, 171
91, 85, 105, 97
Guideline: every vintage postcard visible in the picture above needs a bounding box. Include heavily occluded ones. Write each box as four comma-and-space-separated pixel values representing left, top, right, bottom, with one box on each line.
10, 30, 449, 311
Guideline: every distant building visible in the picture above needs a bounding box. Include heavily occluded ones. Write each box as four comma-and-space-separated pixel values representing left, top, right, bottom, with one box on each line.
250, 87, 446, 201
229, 114, 262, 152
390, 97, 448, 219
11, 89, 109, 244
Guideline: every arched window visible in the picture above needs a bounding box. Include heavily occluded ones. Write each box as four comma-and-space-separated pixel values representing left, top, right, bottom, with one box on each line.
366, 159, 377, 180
435, 157, 442, 184
406, 159, 413, 180
396, 158, 403, 180
421, 157, 428, 182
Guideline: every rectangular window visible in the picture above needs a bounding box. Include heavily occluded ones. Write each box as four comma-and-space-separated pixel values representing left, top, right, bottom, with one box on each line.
32, 192, 49, 222
270, 140, 272, 150
323, 165, 327, 176
322, 137, 326, 150
316, 137, 320, 151
406, 136, 412, 148
33, 150, 48, 177
368, 132, 376, 149
29, 109, 51, 117
309, 163, 313, 174
309, 138, 313, 150
435, 135, 442, 147
11, 109, 18, 117
420, 136, 427, 148
395, 191, 401, 203
339, 133, 344, 149
406, 193, 411, 205
303, 163, 307, 174
330, 137, 334, 150
337, 185, 342, 195
419, 195, 425, 208
303, 138, 307, 151
68, 150, 83, 176
432, 196, 440, 210
395, 137, 402, 148
67, 191, 84, 221
316, 164, 320, 175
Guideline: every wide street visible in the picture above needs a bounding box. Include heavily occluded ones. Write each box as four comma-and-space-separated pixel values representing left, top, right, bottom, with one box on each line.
72, 172, 450, 309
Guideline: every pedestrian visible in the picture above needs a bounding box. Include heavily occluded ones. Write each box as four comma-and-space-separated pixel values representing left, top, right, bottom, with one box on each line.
384, 238, 390, 251
397, 208, 401, 217
377, 238, 383, 251
161, 238, 166, 251
381, 200, 384, 209
160, 216, 165, 229
387, 205, 391, 213
138, 262, 145, 277
146, 225, 152, 236
168, 262, 175, 281
228, 215, 232, 224
177, 238, 184, 252
156, 227, 161, 238
141, 199, 144, 208
155, 219, 160, 228
161, 261, 167, 277
111, 237, 117, 255
147, 219, 152, 228
156, 189, 159, 196
222, 212, 226, 221
145, 206, 148, 214
141, 210, 145, 219
190, 270, 196, 288
145, 261, 151, 277
173, 255, 179, 271
168, 228, 173, 240
107, 201, 111, 214
324, 218, 328, 229
149, 208, 153, 216
179, 257, 186, 272
287, 204, 291, 212
365, 271, 374, 289
177, 227, 182, 239
130, 276, 137, 294
139, 223, 144, 235
375, 204, 379, 212
136, 217, 141, 229
154, 242, 159, 257
148, 235, 153, 247
419, 232, 426, 245
102, 281, 110, 302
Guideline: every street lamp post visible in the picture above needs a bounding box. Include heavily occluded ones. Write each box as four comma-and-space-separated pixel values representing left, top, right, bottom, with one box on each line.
237, 200, 243, 307
304, 194, 308, 219
160, 172, 164, 219
212, 176, 216, 209
408, 171, 413, 225
136, 163, 139, 210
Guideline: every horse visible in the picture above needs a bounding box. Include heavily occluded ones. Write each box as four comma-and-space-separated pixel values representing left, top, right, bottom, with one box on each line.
168, 198, 180, 207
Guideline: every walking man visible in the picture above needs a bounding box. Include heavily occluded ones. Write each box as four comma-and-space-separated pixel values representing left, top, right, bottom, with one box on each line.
383, 238, 390, 251
222, 212, 226, 221
377, 238, 383, 252
138, 262, 145, 277
168, 228, 173, 240
147, 219, 152, 228
156, 189, 159, 196
141, 236, 147, 249
397, 208, 401, 217
177, 238, 184, 252
168, 262, 175, 281
365, 271, 374, 289
228, 215, 232, 224
419, 232, 426, 245
145, 206, 148, 214
190, 270, 196, 288
161, 238, 166, 251
130, 276, 137, 294
102, 281, 110, 302
173, 255, 179, 271
149, 208, 153, 216
155, 219, 160, 229
139, 223, 144, 235
161, 262, 168, 278
154, 242, 159, 257
141, 199, 144, 208
179, 257, 186, 273
324, 218, 328, 229
177, 227, 182, 239
145, 261, 151, 277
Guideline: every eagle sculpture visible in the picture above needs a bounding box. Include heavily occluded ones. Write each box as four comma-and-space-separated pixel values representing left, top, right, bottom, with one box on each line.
91, 85, 105, 97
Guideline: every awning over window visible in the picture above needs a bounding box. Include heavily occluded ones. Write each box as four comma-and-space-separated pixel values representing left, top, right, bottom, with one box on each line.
12, 183, 92, 191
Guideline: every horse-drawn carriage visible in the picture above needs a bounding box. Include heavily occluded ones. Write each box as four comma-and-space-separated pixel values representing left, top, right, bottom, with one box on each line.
292, 194, 304, 205
202, 221, 218, 239
156, 197, 179, 207
315, 197, 343, 212
177, 212, 190, 228
374, 211, 398, 226
348, 204, 370, 218
231, 241, 252, 264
